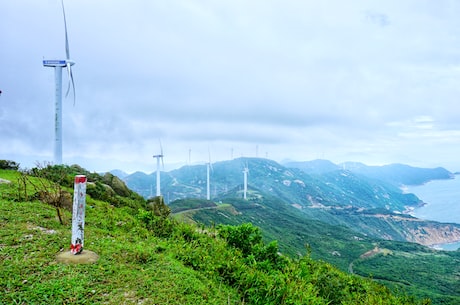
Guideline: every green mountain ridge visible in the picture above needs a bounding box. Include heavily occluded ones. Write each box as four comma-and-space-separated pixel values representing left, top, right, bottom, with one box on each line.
123, 157, 460, 246
0, 165, 433, 305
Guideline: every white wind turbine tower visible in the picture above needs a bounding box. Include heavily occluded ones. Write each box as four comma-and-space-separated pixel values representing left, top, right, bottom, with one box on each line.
206, 150, 213, 201
153, 142, 164, 197
243, 163, 249, 200
43, 0, 76, 165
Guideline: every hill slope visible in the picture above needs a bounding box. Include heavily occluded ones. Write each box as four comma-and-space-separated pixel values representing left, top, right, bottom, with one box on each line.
170, 193, 460, 304
0, 167, 427, 305
124, 158, 460, 246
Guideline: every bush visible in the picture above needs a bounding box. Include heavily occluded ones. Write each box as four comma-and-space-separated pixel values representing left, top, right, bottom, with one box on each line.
137, 208, 175, 238
0, 160, 20, 170
147, 196, 171, 217
218, 223, 288, 272
218, 223, 262, 256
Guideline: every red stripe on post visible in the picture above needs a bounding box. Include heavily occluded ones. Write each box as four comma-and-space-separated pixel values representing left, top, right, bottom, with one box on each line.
75, 175, 87, 184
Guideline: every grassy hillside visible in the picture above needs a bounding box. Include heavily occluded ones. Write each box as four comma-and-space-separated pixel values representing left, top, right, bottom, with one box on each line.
125, 157, 460, 251
0, 166, 426, 305
169, 194, 377, 270
352, 241, 460, 304
170, 194, 460, 304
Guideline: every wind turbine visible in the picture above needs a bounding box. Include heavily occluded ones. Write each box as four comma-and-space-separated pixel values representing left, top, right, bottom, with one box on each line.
243, 163, 249, 200
153, 142, 164, 197
206, 150, 213, 201
43, 0, 76, 165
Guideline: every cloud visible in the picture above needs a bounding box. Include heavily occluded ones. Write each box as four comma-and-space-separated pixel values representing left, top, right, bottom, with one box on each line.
365, 11, 390, 27
1, 0, 460, 172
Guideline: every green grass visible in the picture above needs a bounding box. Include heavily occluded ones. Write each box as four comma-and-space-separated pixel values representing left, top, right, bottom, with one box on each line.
0, 203, 241, 305
0, 168, 427, 304
1, 170, 240, 304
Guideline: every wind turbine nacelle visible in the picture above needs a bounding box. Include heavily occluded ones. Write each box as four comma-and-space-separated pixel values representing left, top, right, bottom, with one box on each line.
43, 60, 67, 67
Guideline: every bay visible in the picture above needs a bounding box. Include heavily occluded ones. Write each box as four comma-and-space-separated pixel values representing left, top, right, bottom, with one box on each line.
405, 174, 460, 250
432, 241, 460, 251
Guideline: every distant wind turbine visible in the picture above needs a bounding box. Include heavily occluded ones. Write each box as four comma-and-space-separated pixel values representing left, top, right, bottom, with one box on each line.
153, 142, 164, 197
43, 0, 76, 165
243, 163, 249, 200
206, 150, 213, 200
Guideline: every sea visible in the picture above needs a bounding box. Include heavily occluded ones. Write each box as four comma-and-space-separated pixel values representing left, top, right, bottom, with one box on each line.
405, 174, 460, 251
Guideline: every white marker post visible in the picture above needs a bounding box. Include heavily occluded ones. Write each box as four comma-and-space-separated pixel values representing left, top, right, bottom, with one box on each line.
71, 175, 87, 254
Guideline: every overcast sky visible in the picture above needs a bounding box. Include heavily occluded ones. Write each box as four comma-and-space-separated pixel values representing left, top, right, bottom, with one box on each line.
1, 0, 460, 173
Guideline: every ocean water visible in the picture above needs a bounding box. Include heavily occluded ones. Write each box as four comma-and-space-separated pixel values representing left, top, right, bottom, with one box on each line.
405, 175, 460, 251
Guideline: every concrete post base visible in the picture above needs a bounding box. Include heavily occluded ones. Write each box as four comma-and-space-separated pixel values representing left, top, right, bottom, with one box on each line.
56, 250, 99, 264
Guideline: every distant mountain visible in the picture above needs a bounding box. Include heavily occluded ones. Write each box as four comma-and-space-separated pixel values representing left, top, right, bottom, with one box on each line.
284, 160, 453, 186
123, 171, 157, 198
283, 159, 340, 174
115, 157, 460, 247
121, 157, 460, 243
109, 169, 129, 179
341, 162, 453, 186
124, 158, 452, 207
123, 158, 423, 211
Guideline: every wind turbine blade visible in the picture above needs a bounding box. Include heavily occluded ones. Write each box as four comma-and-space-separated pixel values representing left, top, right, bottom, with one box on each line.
65, 65, 71, 96
62, 0, 76, 105
65, 63, 75, 94
61, 0, 70, 60
65, 65, 76, 104
69, 67, 76, 105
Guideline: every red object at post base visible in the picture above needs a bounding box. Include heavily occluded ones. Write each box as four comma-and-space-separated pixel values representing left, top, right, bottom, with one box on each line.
75, 176, 87, 183
70, 243, 82, 255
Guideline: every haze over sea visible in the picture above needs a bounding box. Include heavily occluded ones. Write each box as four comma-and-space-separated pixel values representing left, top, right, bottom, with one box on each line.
406, 174, 460, 251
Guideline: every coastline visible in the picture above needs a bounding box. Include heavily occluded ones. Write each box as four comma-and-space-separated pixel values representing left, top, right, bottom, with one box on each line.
405, 175, 460, 250
430, 240, 460, 251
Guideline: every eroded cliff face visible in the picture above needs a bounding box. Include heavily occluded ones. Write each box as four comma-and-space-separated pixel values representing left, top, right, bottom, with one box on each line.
352, 213, 460, 246
404, 224, 460, 246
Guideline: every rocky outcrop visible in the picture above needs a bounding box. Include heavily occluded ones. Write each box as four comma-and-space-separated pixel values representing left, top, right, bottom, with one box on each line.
403, 223, 460, 246
350, 213, 460, 246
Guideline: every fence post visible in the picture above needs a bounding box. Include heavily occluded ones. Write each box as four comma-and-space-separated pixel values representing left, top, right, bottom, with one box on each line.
71, 175, 87, 254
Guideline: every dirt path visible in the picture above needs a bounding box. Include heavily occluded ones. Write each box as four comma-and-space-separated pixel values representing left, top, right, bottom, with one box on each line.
0, 178, 11, 184
360, 246, 381, 259
349, 246, 392, 274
